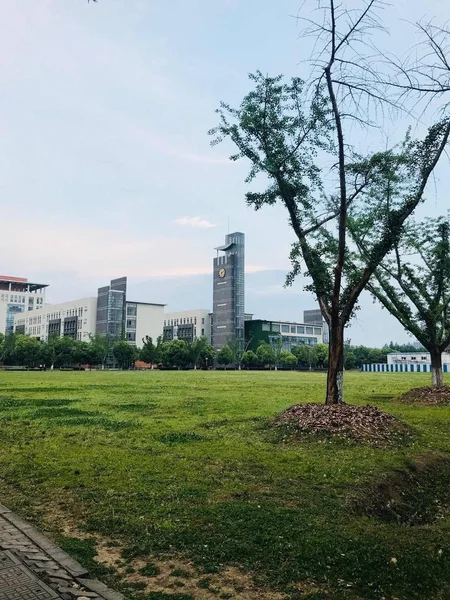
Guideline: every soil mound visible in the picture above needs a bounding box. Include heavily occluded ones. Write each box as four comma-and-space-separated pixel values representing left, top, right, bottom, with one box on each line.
398, 386, 450, 405
353, 456, 450, 525
274, 403, 410, 445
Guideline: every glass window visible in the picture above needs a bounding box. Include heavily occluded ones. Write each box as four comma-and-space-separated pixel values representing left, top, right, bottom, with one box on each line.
272, 323, 280, 332
306, 327, 314, 334
297, 326, 304, 334
127, 319, 136, 329
314, 327, 322, 335
291, 326, 296, 333
202, 328, 205, 336
281, 325, 289, 333
202, 317, 205, 324
262, 323, 270, 331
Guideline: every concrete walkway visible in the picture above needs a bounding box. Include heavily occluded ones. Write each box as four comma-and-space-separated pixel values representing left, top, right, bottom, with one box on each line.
0, 502, 124, 600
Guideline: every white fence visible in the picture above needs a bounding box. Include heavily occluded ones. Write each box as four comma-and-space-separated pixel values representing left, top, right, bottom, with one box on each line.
361, 363, 449, 373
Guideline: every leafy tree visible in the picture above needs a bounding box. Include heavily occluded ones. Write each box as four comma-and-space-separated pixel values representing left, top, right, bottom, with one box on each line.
113, 341, 137, 370
42, 336, 76, 369
73, 341, 94, 367
89, 333, 115, 369
12, 336, 42, 369
270, 335, 284, 371
362, 217, 450, 387
315, 344, 328, 369
140, 336, 157, 365
256, 343, 275, 369
210, 2, 450, 404
217, 345, 234, 369
162, 340, 191, 369
344, 351, 357, 370
280, 351, 297, 369
241, 350, 258, 369
189, 336, 215, 369
0, 333, 16, 365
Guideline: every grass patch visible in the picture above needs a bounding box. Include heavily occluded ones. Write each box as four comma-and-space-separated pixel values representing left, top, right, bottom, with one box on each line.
1, 371, 450, 599
139, 562, 161, 577
56, 535, 114, 579
158, 432, 204, 444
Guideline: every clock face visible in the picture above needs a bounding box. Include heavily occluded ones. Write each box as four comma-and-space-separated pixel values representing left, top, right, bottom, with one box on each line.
218, 268, 226, 279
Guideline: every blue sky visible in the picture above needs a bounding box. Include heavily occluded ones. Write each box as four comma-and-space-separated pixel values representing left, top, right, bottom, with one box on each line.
1, 0, 449, 346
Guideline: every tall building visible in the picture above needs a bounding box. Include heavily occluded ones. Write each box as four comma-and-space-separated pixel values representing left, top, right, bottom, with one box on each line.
212, 232, 245, 350
304, 308, 329, 344
96, 277, 127, 338
0, 276, 48, 335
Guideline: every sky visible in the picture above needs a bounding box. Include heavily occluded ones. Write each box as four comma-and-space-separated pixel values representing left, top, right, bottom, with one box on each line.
1, 0, 449, 347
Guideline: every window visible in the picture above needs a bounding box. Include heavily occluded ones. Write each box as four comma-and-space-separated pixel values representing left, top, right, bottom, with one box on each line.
272, 323, 280, 332
281, 325, 289, 333
195, 317, 197, 324
202, 317, 205, 324
306, 327, 314, 334
411, 356, 416, 360
127, 305, 137, 316
126, 331, 136, 342
202, 328, 205, 336
422, 356, 428, 360
291, 326, 296, 333
127, 319, 136, 329
314, 327, 322, 335
262, 323, 270, 331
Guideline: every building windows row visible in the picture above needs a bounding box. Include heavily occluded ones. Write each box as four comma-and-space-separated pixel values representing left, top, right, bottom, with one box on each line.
164, 316, 198, 326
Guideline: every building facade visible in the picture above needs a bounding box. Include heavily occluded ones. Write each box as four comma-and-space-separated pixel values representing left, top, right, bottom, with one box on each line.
128, 302, 165, 345
96, 277, 128, 338
13, 276, 165, 349
245, 319, 323, 353
387, 352, 450, 367
15, 297, 97, 342
0, 276, 48, 336
212, 232, 245, 350
163, 309, 211, 343
304, 308, 329, 344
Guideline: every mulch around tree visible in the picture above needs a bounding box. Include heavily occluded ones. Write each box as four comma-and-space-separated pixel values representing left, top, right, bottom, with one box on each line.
274, 403, 410, 445
398, 385, 450, 405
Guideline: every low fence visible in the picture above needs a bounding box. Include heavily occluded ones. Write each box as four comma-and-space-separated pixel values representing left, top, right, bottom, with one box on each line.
361, 363, 449, 373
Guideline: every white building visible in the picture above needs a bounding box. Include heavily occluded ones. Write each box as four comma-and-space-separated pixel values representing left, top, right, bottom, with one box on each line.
14, 297, 165, 349
15, 297, 98, 342
0, 275, 48, 336
126, 301, 165, 346
387, 352, 450, 367
163, 309, 211, 342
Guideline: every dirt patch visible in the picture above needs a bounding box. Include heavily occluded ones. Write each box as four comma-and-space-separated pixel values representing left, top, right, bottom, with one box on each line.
352, 455, 450, 525
44, 499, 287, 600
398, 386, 450, 405
273, 403, 410, 445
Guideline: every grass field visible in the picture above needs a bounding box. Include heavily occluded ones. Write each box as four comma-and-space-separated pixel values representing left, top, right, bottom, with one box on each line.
1, 371, 450, 600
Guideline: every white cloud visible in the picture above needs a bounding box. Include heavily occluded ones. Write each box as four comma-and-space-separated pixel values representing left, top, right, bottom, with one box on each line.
174, 216, 217, 229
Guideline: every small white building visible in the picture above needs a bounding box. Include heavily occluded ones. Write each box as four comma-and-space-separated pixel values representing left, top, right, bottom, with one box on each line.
387, 352, 450, 367
163, 309, 211, 343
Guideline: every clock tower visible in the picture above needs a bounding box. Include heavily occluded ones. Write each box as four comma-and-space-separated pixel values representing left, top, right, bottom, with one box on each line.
212, 232, 245, 352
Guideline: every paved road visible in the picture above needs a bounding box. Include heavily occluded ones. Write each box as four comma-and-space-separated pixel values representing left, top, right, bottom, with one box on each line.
0, 503, 123, 600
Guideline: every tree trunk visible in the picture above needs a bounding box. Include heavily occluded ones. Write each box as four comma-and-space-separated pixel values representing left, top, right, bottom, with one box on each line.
430, 348, 444, 388
325, 323, 344, 404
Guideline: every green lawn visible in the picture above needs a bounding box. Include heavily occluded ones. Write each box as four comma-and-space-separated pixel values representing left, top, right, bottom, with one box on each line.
1, 371, 450, 600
